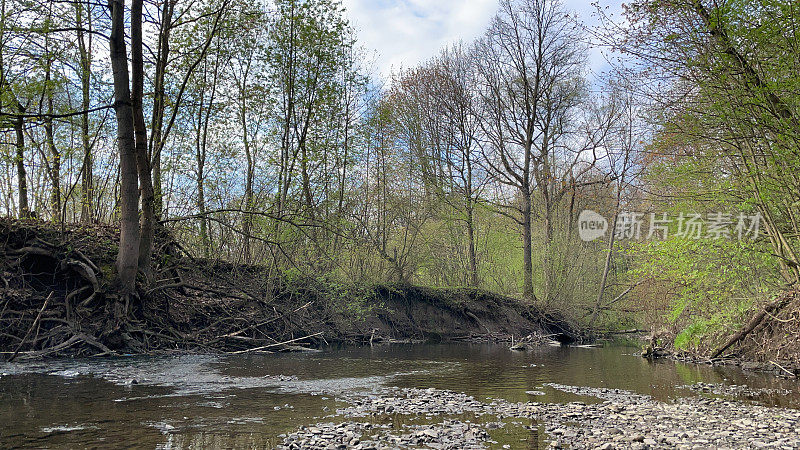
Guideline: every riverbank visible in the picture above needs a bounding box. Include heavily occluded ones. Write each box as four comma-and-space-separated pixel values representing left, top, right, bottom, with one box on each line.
4, 217, 794, 376
278, 385, 800, 449
0, 219, 579, 358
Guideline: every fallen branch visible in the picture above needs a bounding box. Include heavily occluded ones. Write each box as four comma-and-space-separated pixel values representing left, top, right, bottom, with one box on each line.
211, 301, 313, 343
185, 283, 255, 301
15, 334, 82, 359
770, 360, 795, 377
711, 291, 796, 359
227, 331, 323, 354
600, 329, 648, 334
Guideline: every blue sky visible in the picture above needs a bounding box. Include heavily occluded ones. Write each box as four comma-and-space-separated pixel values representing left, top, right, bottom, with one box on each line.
342, 0, 626, 83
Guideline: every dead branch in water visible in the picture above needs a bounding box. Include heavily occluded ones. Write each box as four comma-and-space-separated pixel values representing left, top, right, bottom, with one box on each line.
227, 331, 324, 354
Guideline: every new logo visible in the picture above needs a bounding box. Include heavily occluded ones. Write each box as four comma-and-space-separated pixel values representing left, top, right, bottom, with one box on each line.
578, 210, 608, 242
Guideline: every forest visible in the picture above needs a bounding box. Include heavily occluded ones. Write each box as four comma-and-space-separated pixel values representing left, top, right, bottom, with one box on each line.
1, 0, 799, 364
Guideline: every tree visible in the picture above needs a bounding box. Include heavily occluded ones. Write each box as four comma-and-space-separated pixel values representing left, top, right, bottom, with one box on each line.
475, 0, 588, 302
149, 0, 228, 220
614, 0, 800, 284
108, 0, 140, 293
130, 0, 155, 282
590, 77, 642, 328
74, 0, 94, 223
224, 2, 269, 264
389, 45, 486, 286
268, 0, 350, 228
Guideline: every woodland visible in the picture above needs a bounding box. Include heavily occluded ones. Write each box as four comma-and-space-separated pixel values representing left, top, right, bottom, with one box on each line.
1, 0, 799, 364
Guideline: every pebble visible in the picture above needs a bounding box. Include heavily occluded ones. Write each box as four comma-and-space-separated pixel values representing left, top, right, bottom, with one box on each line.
277, 384, 800, 449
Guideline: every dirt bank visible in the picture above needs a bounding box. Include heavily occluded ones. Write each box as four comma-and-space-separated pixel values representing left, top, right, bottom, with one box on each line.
639, 289, 800, 378
0, 219, 580, 359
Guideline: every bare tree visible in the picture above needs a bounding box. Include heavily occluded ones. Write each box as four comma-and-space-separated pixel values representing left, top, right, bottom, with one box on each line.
390, 44, 486, 286
475, 0, 585, 301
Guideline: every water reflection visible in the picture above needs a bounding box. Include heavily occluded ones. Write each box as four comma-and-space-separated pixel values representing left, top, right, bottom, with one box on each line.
1, 343, 797, 448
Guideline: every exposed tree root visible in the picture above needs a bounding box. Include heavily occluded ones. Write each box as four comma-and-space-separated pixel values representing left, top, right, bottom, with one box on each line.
8, 292, 52, 362
1, 219, 572, 359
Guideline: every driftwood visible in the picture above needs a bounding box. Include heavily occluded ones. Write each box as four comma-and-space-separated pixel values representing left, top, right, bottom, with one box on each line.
711, 291, 796, 359
227, 331, 324, 354
770, 360, 795, 376
601, 328, 647, 334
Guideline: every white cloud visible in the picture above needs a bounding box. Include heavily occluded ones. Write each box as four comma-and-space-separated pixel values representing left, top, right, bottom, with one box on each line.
342, 0, 625, 83
562, 0, 626, 80
342, 0, 497, 80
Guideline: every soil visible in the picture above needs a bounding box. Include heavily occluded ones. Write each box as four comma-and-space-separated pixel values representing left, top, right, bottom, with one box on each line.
0, 219, 581, 359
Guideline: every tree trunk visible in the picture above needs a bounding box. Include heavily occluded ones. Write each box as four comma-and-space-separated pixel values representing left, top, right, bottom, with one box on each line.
76, 0, 93, 223
590, 211, 619, 329
333, 97, 350, 256
109, 0, 140, 293
14, 105, 29, 219
542, 209, 554, 305
44, 108, 60, 223
301, 144, 314, 220
131, 0, 155, 283
149, 0, 175, 220
241, 96, 253, 264
521, 186, 534, 300
197, 168, 209, 258
466, 200, 478, 287
193, 94, 210, 259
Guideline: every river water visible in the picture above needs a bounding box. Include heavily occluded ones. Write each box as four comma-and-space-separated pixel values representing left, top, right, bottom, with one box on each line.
1, 343, 798, 448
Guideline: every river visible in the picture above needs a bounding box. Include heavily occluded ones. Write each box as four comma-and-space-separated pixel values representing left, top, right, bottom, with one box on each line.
1, 343, 798, 448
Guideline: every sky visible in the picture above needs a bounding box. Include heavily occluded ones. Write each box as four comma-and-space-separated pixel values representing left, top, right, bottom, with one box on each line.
342, 0, 625, 84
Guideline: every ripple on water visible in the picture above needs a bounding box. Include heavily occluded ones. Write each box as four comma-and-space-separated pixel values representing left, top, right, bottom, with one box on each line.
1, 343, 799, 450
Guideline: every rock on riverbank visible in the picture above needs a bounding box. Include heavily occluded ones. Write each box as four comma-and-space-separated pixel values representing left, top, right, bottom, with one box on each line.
278, 385, 800, 449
